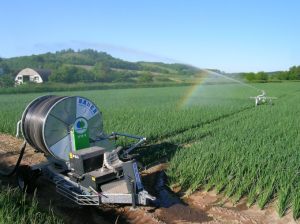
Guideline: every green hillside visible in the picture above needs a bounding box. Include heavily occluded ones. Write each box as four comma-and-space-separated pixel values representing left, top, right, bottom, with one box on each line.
0, 49, 200, 85
1, 49, 298, 89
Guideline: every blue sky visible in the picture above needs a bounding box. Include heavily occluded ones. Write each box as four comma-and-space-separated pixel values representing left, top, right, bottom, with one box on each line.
1, 0, 299, 72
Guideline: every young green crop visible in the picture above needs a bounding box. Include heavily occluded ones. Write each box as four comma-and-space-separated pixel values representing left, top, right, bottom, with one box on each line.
167, 83, 300, 218
0, 187, 63, 224
0, 82, 299, 218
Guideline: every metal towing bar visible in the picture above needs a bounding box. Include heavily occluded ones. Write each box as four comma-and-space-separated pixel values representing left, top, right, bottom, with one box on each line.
110, 132, 147, 157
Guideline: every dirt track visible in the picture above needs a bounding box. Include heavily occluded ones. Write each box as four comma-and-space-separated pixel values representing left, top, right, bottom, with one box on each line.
0, 134, 297, 224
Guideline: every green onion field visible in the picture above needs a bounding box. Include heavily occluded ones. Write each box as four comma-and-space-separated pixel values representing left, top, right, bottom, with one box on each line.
1, 82, 300, 218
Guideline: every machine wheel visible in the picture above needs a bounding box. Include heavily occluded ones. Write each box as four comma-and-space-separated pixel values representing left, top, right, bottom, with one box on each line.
16, 165, 40, 193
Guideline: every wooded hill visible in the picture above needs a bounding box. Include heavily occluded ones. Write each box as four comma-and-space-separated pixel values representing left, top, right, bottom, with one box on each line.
0, 49, 299, 88
0, 49, 200, 85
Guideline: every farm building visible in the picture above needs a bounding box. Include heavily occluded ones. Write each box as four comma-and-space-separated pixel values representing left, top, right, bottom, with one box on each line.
15, 68, 51, 85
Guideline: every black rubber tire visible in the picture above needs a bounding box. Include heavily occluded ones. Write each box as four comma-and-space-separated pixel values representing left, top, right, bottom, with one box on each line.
16, 165, 40, 193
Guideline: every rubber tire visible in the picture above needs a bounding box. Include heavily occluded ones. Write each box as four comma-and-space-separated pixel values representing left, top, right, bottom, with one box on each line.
16, 165, 40, 193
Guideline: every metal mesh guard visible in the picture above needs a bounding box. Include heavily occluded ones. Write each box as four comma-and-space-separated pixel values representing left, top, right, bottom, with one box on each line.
55, 179, 99, 206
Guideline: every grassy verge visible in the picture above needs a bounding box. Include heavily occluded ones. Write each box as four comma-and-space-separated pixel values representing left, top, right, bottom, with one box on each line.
0, 186, 63, 224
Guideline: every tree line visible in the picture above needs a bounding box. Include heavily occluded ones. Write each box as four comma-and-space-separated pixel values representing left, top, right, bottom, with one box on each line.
241, 66, 300, 82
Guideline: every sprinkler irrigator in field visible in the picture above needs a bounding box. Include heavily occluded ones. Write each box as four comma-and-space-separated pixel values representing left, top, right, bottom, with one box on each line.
1, 82, 300, 218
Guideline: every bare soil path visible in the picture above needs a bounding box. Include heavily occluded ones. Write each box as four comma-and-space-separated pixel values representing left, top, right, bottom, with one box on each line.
0, 134, 297, 224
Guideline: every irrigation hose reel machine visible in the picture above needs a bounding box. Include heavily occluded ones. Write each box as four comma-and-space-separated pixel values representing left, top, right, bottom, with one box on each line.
15, 95, 155, 206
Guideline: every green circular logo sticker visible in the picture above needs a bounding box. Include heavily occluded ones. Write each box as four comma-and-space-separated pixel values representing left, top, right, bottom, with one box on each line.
74, 118, 88, 134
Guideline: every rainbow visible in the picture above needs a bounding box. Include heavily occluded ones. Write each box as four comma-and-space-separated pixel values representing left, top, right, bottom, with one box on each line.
176, 75, 207, 109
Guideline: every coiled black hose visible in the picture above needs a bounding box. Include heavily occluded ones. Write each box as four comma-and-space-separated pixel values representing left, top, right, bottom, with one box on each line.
21, 95, 65, 156
1, 95, 66, 177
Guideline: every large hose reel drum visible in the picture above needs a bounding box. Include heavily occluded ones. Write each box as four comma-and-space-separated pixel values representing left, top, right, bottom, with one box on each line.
21, 95, 105, 161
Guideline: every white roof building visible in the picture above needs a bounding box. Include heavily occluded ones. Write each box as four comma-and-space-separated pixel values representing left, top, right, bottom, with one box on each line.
15, 68, 51, 85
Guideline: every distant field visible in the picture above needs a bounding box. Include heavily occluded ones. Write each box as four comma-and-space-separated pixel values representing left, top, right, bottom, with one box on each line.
1, 82, 300, 218
0, 81, 191, 94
